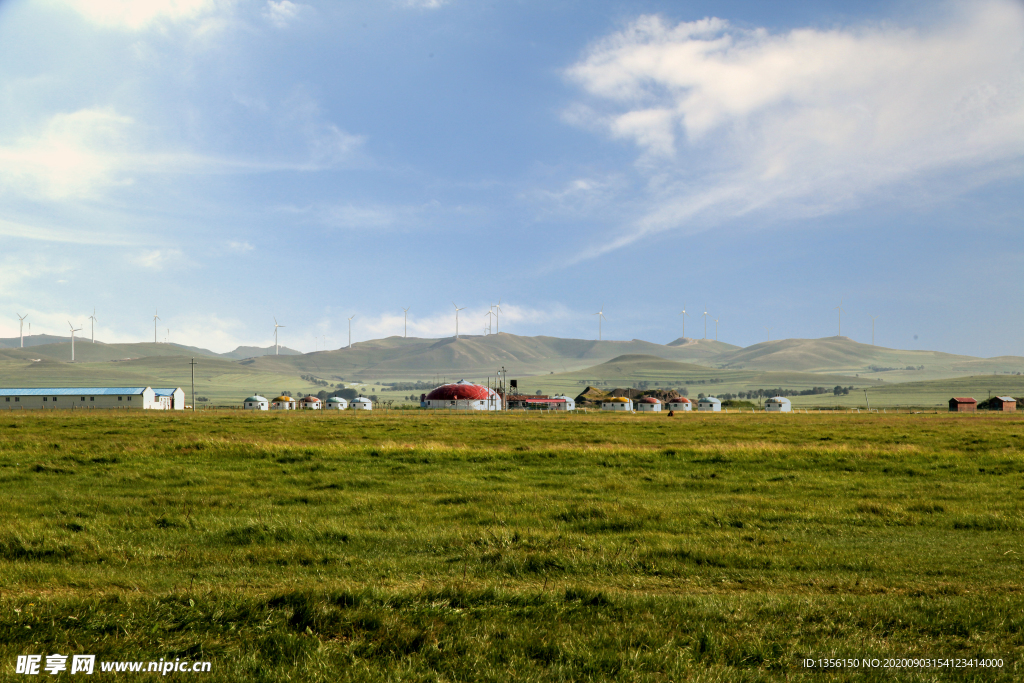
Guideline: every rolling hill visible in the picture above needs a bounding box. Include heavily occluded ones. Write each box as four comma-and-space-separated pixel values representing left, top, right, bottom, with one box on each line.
510, 353, 879, 398
242, 333, 746, 381
712, 336, 1024, 380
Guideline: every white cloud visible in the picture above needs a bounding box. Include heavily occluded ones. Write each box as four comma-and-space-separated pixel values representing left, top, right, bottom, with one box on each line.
0, 105, 365, 202
52, 0, 222, 30
0, 109, 136, 201
228, 240, 255, 252
564, 1, 1024, 261
401, 0, 447, 9
132, 249, 184, 270
263, 0, 303, 28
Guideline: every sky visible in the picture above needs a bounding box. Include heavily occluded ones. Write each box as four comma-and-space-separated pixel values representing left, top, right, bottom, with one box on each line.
0, 0, 1021, 356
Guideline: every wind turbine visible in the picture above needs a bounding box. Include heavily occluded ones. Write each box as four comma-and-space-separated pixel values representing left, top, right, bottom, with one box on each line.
347, 315, 355, 348
274, 317, 284, 354
702, 307, 709, 340
17, 313, 27, 348
714, 318, 719, 341
494, 300, 502, 334
166, 328, 169, 344
153, 309, 160, 343
765, 326, 773, 341
88, 308, 97, 343
453, 302, 466, 339
594, 306, 606, 341
679, 306, 688, 339
402, 307, 410, 338
834, 300, 844, 337
871, 315, 878, 346
485, 309, 494, 334
68, 321, 82, 362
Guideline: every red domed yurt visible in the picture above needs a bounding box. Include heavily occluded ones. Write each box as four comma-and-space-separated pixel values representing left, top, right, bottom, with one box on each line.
636, 396, 662, 412
667, 397, 692, 412
422, 379, 502, 411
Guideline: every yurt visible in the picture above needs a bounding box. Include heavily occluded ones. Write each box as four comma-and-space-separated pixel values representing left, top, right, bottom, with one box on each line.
422, 379, 502, 410
602, 397, 633, 411
324, 396, 348, 410
350, 397, 373, 411
243, 395, 269, 411
550, 395, 576, 411
271, 396, 296, 410
765, 396, 792, 412
667, 397, 692, 411
697, 397, 721, 412
636, 396, 662, 412
299, 396, 321, 410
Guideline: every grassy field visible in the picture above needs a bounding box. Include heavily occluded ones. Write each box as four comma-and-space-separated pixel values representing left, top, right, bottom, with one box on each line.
1, 410, 1022, 680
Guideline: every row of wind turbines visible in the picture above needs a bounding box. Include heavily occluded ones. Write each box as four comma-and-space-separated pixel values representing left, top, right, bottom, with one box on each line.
271, 301, 506, 355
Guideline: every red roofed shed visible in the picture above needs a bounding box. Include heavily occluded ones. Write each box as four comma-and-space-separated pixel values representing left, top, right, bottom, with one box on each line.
949, 397, 977, 413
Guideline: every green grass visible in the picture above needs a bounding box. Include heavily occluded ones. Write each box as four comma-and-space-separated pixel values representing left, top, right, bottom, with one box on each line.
1, 410, 1023, 680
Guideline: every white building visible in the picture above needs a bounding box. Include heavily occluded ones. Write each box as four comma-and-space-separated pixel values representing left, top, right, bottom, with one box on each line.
667, 397, 692, 411
697, 397, 721, 412
765, 396, 792, 412
351, 397, 373, 410
271, 396, 297, 410
422, 380, 502, 410
0, 387, 162, 410
153, 388, 186, 410
636, 397, 662, 412
324, 396, 348, 410
299, 396, 321, 410
551, 395, 576, 411
243, 395, 269, 410
602, 397, 633, 411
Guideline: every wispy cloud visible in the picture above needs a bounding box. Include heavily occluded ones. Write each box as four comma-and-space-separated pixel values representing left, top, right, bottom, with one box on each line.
52, 0, 223, 30
263, 0, 304, 28
0, 106, 365, 202
131, 249, 184, 270
564, 1, 1024, 262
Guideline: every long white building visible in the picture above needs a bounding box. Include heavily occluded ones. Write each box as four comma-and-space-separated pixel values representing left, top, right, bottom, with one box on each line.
0, 387, 184, 410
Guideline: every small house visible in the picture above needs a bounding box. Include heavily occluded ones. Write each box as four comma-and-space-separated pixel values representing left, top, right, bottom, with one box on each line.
666, 397, 692, 411
243, 395, 269, 410
271, 396, 296, 410
602, 397, 633, 411
636, 397, 662, 412
765, 396, 792, 412
697, 397, 721, 412
351, 397, 373, 411
991, 396, 1017, 412
324, 397, 348, 410
299, 396, 321, 410
949, 397, 977, 413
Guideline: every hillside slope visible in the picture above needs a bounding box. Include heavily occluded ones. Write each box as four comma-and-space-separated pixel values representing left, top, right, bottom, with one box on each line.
712, 337, 1024, 380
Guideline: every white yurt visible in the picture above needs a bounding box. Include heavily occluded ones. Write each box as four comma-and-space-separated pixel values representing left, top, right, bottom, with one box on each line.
667, 397, 692, 411
765, 396, 792, 412
243, 395, 269, 411
697, 397, 721, 412
324, 396, 348, 410
351, 397, 373, 410
299, 396, 321, 410
636, 396, 662, 412
602, 397, 633, 411
422, 379, 502, 410
271, 396, 296, 410
550, 395, 576, 411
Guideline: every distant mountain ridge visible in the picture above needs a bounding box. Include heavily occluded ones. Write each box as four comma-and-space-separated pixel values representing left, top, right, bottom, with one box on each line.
0, 333, 1021, 385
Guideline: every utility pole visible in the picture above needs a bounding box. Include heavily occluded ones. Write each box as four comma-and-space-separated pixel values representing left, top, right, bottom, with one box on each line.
190, 357, 197, 413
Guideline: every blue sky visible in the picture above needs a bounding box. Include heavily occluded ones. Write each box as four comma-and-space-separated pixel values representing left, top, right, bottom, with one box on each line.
0, 0, 1021, 355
